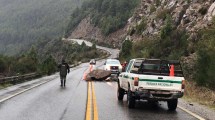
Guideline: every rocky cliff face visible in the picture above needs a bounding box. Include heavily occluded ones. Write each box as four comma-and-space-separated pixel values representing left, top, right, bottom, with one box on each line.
129, 0, 215, 40
69, 0, 215, 48
69, 17, 127, 48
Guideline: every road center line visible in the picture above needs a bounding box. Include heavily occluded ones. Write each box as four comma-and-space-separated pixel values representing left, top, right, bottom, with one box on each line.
85, 81, 99, 120
178, 105, 205, 120
92, 82, 99, 120
86, 82, 92, 120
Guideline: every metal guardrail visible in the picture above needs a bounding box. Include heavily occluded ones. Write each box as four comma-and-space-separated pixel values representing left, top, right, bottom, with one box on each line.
69, 62, 82, 68
0, 49, 110, 85
0, 62, 82, 85
0, 73, 40, 85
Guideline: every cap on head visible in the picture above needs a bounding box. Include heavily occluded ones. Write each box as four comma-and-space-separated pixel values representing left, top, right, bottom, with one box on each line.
62, 59, 65, 63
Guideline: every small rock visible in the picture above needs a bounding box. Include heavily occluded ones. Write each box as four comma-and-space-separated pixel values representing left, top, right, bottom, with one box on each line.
189, 103, 194, 106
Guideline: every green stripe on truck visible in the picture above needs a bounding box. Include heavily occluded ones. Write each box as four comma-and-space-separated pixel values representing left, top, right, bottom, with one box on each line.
129, 77, 181, 84
139, 79, 181, 84
123, 76, 181, 84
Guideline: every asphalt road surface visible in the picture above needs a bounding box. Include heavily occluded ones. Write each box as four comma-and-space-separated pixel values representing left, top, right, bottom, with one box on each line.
0, 39, 200, 120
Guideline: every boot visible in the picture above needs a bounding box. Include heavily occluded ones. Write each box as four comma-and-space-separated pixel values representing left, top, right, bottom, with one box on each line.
63, 80, 66, 87
61, 80, 63, 87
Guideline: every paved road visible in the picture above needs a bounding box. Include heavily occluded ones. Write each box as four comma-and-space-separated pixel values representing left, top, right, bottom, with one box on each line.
67, 39, 120, 59
0, 39, 200, 120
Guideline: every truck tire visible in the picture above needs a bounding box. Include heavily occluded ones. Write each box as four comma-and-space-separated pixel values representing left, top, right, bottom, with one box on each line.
117, 86, 125, 100
117, 79, 124, 100
127, 85, 135, 108
167, 99, 178, 111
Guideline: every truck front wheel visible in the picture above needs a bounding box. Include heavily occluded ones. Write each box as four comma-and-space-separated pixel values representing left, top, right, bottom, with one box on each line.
117, 86, 125, 100
167, 99, 178, 111
127, 86, 135, 108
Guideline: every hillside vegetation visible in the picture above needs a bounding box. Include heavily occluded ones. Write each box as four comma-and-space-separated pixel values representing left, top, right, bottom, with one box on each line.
0, 0, 85, 55
195, 18, 215, 89
119, 0, 215, 90
0, 0, 107, 77
0, 39, 103, 77
120, 19, 215, 90
65, 0, 140, 37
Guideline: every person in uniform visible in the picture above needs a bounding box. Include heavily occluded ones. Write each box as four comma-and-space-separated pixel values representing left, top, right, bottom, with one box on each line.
58, 59, 70, 87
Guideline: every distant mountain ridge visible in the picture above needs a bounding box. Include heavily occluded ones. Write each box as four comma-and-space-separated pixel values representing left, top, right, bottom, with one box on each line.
0, 0, 85, 55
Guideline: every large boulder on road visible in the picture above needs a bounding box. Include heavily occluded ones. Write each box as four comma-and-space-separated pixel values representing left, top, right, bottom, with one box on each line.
86, 69, 111, 81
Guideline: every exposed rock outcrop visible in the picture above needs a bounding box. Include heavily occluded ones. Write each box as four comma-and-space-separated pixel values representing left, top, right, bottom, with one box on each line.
128, 0, 215, 41
69, 17, 127, 48
69, 0, 215, 48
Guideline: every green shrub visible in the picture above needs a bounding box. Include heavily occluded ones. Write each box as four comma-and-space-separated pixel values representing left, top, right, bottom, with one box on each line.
150, 5, 156, 13
41, 55, 57, 75
198, 7, 208, 15
160, 15, 173, 39
119, 40, 133, 61
156, 8, 170, 20
136, 18, 147, 35
194, 18, 215, 89
0, 57, 6, 73
131, 38, 160, 58
155, 0, 161, 6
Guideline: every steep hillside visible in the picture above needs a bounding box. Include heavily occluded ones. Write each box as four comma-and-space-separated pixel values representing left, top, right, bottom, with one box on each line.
67, 0, 215, 47
127, 0, 214, 41
123, 0, 215, 89
66, 0, 215, 89
65, 0, 140, 48
0, 0, 86, 55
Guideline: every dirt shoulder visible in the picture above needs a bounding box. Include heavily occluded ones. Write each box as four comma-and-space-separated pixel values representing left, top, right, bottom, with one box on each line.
179, 98, 215, 120
178, 81, 215, 120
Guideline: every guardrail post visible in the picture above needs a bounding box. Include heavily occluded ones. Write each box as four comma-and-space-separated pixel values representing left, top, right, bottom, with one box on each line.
12, 76, 17, 85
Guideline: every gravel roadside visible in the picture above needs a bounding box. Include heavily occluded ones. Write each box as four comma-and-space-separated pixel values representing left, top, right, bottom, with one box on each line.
179, 98, 215, 120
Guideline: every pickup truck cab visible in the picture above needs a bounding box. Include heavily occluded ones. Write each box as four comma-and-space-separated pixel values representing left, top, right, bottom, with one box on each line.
118, 58, 185, 110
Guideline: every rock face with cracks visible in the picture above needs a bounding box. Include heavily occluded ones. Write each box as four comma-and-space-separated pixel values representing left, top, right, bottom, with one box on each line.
86, 69, 111, 81
69, 0, 215, 47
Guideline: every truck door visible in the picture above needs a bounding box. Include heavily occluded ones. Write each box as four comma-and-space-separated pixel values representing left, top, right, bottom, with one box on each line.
122, 60, 134, 90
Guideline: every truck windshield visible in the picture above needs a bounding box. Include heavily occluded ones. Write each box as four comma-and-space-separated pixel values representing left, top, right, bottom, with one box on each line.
106, 60, 120, 65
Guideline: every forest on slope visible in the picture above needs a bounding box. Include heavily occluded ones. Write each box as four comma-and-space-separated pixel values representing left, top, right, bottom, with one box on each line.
0, 0, 85, 55
65, 0, 140, 37
119, 0, 215, 90
0, 40, 103, 77
0, 0, 106, 77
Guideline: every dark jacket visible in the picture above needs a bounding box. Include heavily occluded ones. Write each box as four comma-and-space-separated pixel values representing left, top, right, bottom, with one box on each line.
58, 62, 70, 77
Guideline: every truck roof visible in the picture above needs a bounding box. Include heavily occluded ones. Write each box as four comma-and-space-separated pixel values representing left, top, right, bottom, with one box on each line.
131, 58, 180, 63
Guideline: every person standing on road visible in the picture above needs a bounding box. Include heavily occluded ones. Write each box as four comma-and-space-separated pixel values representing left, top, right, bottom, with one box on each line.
58, 59, 70, 87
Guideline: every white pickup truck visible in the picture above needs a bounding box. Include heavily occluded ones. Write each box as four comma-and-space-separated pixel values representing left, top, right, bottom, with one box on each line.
117, 58, 185, 110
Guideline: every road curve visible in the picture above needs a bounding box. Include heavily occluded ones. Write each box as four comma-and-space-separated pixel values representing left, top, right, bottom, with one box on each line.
67, 39, 120, 59
0, 39, 203, 120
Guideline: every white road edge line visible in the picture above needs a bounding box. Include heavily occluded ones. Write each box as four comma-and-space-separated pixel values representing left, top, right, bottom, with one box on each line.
178, 105, 205, 120
0, 80, 51, 103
